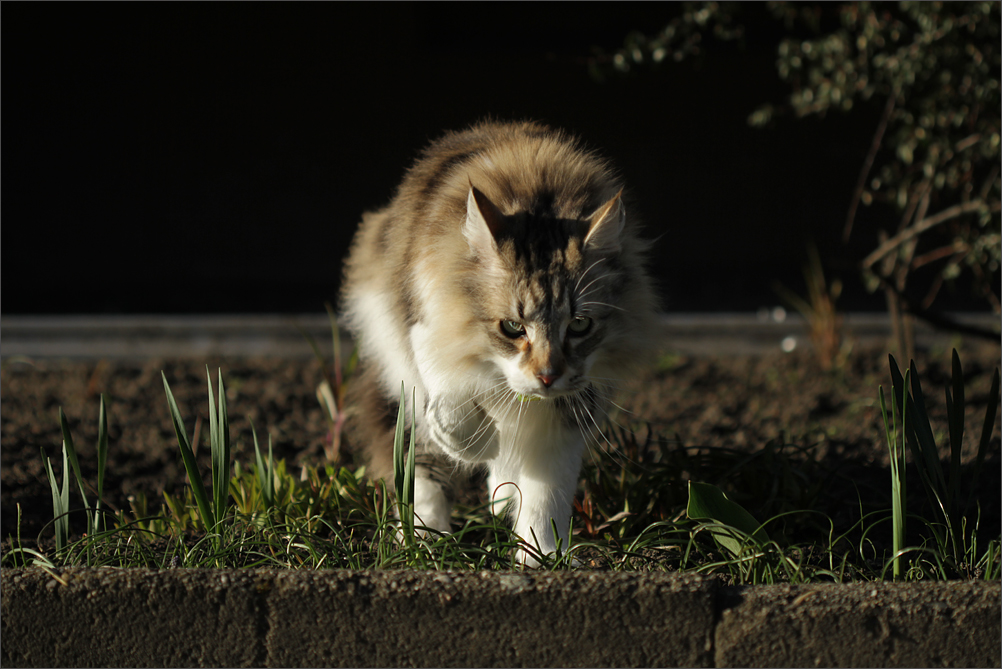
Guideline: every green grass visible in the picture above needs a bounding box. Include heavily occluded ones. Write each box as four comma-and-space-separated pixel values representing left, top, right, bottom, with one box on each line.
878, 351, 1001, 580
4, 345, 999, 583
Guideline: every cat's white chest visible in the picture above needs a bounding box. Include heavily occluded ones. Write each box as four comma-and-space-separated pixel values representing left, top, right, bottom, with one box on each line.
487, 400, 564, 453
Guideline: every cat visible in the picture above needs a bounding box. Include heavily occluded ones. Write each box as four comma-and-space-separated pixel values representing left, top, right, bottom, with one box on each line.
340, 120, 659, 566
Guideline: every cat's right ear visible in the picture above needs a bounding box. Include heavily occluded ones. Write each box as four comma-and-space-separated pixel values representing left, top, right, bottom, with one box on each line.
464, 183, 506, 256
584, 189, 625, 255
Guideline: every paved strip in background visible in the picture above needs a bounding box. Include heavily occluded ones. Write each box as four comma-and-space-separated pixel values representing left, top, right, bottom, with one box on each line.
2, 569, 999, 668
2, 312, 997, 359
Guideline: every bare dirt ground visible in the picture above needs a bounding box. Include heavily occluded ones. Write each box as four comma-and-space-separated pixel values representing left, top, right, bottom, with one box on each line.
2, 340, 999, 550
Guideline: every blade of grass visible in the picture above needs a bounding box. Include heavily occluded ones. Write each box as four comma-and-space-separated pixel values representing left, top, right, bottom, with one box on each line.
897, 371, 907, 580
881, 372, 908, 580
207, 369, 218, 485
392, 382, 415, 546
41, 444, 70, 551
908, 358, 962, 562
405, 388, 416, 510
95, 394, 109, 531
888, 355, 943, 517
879, 387, 897, 577
907, 360, 948, 496
162, 371, 215, 531
393, 383, 406, 498
878, 386, 893, 459
207, 367, 220, 528
946, 349, 965, 522
208, 367, 231, 530
967, 366, 1000, 512
252, 422, 276, 510
58, 408, 92, 530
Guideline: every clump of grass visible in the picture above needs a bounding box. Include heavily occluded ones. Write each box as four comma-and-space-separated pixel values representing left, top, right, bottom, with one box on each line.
250, 424, 276, 511
18, 395, 111, 563
161, 368, 232, 556
40, 441, 70, 553
774, 244, 851, 371
686, 481, 771, 574
7, 340, 999, 582
879, 349, 1001, 580
878, 366, 909, 579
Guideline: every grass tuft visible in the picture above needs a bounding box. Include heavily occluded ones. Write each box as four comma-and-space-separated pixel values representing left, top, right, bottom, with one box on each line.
10, 344, 999, 583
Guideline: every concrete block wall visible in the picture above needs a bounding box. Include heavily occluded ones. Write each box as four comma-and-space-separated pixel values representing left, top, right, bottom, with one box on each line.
2, 568, 999, 667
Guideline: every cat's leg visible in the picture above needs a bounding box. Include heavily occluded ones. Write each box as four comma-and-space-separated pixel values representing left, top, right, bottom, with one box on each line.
402, 453, 457, 541
411, 467, 453, 535
489, 428, 586, 568
344, 363, 452, 538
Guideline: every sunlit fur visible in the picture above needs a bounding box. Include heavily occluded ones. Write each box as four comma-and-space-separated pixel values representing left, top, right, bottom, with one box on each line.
341, 120, 659, 566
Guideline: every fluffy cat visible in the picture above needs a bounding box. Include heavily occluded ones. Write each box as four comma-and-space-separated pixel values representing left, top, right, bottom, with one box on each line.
341, 120, 659, 566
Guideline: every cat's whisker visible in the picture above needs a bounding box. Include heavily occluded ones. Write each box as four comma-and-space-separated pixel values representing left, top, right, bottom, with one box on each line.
580, 400, 610, 443
574, 258, 608, 293
575, 279, 610, 301
573, 390, 623, 457
458, 385, 511, 456
579, 300, 626, 313
567, 401, 590, 449
459, 380, 508, 410
584, 379, 630, 414
562, 390, 596, 444
585, 384, 621, 404
585, 374, 625, 385
606, 399, 632, 418
575, 270, 611, 301
510, 390, 529, 447
572, 403, 618, 472
461, 413, 496, 451
584, 407, 650, 472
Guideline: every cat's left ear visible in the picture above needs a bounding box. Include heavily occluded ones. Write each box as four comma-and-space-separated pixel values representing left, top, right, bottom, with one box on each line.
584, 189, 625, 254
464, 182, 506, 255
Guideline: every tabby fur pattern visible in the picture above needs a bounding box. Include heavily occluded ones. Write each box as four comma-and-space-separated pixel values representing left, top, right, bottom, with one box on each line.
341, 120, 659, 566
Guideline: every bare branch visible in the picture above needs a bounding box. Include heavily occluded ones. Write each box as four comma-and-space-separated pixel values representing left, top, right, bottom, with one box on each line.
897, 178, 931, 235
843, 94, 896, 242
954, 133, 982, 152
911, 243, 967, 270
978, 163, 1000, 202
871, 270, 1002, 341
861, 199, 993, 268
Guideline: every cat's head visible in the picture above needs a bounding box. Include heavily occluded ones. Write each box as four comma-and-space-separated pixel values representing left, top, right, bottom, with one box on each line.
462, 183, 650, 400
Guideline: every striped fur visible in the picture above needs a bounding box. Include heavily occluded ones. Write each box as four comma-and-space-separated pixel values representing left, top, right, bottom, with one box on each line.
341, 120, 659, 566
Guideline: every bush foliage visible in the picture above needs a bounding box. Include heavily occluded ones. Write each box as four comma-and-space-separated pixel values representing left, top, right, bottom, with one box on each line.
595, 1, 1001, 316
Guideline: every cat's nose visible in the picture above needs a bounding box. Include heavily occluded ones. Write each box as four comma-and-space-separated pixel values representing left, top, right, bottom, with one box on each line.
537, 371, 560, 388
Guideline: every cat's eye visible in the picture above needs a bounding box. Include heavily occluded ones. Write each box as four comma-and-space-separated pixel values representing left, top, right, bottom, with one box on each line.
568, 316, 592, 336
500, 320, 526, 338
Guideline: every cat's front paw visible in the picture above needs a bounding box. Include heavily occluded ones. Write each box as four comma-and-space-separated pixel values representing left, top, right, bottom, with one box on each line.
390, 475, 454, 546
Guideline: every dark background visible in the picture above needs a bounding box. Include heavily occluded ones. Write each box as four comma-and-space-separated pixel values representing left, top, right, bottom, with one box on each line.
2, 3, 985, 315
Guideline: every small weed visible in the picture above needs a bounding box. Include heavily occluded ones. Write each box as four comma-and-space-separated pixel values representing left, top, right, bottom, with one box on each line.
300, 303, 357, 463
882, 349, 1001, 579
774, 244, 851, 372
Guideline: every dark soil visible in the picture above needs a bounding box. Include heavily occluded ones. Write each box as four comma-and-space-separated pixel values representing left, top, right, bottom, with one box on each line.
3, 341, 999, 553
